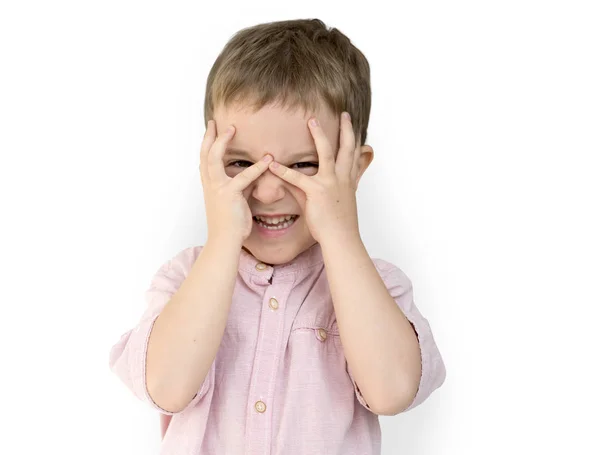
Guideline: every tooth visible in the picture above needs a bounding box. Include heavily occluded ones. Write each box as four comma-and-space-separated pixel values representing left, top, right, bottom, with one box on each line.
254, 215, 297, 225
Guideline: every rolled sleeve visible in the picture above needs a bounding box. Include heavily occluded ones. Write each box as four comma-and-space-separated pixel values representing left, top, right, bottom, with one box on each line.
367, 259, 447, 413
346, 364, 372, 411
108, 246, 212, 414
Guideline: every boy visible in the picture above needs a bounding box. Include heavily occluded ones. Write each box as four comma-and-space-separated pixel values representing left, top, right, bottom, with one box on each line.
109, 18, 445, 454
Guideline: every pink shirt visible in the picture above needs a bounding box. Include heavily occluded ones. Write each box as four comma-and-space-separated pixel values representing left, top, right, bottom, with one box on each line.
109, 242, 445, 454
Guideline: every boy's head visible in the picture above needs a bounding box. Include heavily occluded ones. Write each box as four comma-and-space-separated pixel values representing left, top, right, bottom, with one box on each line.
204, 19, 374, 266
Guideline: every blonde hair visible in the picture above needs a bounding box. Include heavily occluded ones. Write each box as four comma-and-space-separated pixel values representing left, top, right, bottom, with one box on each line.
203, 18, 371, 146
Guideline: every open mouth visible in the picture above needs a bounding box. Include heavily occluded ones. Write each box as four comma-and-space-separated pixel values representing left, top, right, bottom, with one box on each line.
252, 215, 299, 231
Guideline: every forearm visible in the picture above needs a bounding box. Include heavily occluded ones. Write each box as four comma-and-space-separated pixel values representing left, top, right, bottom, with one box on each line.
320, 234, 421, 414
146, 236, 241, 412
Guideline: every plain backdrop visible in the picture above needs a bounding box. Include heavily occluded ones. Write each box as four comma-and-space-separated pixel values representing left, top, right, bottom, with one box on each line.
1, 1, 599, 454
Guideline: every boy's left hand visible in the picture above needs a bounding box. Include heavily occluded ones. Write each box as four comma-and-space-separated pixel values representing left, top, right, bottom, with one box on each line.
268, 112, 362, 244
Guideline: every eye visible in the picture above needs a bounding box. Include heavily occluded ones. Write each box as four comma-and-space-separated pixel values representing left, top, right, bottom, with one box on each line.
228, 160, 319, 169
293, 162, 319, 169
228, 160, 253, 168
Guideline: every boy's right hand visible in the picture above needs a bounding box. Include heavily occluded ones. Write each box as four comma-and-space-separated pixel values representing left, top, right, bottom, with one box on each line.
199, 120, 273, 244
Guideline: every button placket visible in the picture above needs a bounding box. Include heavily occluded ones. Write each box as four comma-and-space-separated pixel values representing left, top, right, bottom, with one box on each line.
254, 400, 267, 413
244, 279, 293, 453
255, 262, 274, 285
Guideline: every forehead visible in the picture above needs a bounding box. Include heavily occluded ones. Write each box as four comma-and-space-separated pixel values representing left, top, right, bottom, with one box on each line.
214, 101, 338, 160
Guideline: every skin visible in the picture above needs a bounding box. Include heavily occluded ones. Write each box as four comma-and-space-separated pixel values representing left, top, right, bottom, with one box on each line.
213, 100, 374, 266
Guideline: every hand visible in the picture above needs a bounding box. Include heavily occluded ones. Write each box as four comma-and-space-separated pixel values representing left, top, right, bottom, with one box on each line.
199, 120, 273, 244
267, 112, 362, 244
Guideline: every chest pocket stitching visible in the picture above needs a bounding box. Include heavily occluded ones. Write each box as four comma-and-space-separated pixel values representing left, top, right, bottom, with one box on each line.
290, 326, 340, 336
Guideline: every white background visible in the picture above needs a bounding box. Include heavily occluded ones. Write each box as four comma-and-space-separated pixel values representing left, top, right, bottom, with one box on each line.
1, 1, 598, 454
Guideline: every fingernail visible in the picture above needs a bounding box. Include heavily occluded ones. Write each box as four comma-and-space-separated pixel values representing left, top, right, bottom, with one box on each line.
343, 112, 351, 121
270, 161, 280, 169
263, 154, 272, 162
227, 125, 234, 134
310, 118, 319, 127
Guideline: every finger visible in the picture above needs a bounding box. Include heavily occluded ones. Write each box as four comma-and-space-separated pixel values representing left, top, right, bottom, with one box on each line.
334, 112, 356, 179
308, 117, 335, 175
200, 120, 216, 181
268, 161, 313, 193
350, 139, 362, 184
207, 124, 236, 183
230, 154, 274, 192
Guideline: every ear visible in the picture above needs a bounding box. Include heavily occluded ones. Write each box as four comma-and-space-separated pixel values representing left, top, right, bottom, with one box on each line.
355, 144, 374, 186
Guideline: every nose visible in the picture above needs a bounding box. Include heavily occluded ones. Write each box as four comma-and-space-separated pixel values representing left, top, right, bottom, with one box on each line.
250, 170, 286, 205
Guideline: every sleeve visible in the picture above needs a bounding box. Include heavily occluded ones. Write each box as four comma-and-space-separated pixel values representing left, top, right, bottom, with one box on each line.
108, 245, 215, 415
348, 258, 446, 413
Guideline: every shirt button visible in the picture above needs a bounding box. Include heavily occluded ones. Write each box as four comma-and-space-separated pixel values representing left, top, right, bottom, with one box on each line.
255, 263, 267, 271
255, 400, 267, 413
269, 298, 279, 310
317, 328, 328, 341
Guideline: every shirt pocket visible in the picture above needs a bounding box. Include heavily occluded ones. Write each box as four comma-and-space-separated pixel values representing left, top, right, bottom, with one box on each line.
289, 323, 340, 344
289, 294, 339, 338
286, 306, 354, 409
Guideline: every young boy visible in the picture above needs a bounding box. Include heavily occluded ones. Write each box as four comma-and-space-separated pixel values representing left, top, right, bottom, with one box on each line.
109, 18, 445, 454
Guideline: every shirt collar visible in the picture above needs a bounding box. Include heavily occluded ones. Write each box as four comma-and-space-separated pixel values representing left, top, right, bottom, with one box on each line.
238, 242, 324, 284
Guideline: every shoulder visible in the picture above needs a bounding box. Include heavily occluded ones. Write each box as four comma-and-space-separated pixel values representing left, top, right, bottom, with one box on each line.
149, 244, 204, 284
370, 257, 413, 290
166, 244, 204, 272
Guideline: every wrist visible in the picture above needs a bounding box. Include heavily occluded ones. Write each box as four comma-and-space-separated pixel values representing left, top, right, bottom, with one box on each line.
205, 234, 243, 253
319, 229, 362, 249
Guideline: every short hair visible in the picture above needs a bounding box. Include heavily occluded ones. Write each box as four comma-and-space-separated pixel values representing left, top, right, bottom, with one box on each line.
203, 18, 371, 146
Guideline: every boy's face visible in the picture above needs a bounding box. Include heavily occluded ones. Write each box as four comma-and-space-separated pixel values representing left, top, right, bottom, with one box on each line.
212, 100, 370, 266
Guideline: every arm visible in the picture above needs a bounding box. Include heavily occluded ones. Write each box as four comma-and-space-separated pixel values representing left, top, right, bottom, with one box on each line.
320, 233, 422, 415
145, 236, 242, 413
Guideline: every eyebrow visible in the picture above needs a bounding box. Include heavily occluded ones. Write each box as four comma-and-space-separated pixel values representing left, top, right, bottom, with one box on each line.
225, 148, 319, 161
